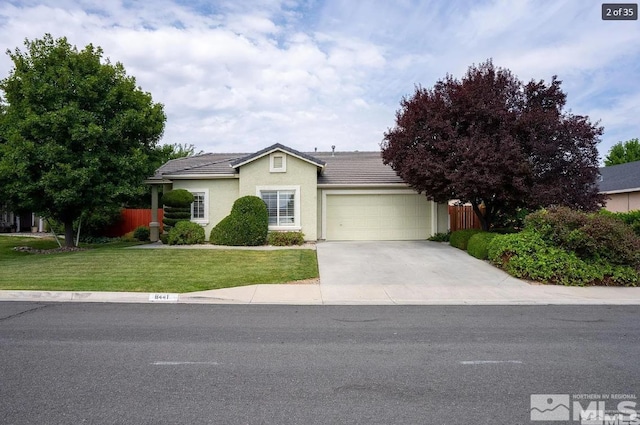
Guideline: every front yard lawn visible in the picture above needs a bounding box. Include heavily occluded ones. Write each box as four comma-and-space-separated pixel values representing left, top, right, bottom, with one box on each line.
0, 236, 319, 292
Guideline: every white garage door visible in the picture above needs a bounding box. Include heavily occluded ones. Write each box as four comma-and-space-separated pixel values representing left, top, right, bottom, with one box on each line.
325, 193, 432, 240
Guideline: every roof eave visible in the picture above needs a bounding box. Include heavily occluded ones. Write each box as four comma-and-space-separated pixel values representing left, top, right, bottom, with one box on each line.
158, 173, 238, 180
230, 145, 325, 169
317, 183, 410, 189
600, 187, 640, 195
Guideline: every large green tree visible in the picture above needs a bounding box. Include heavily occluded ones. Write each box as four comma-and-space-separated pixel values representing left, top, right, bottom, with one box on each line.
0, 34, 165, 246
604, 138, 640, 166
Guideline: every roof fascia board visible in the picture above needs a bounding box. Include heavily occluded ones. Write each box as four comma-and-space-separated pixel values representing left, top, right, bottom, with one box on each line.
317, 183, 410, 189
601, 187, 640, 194
162, 174, 238, 180
231, 147, 325, 169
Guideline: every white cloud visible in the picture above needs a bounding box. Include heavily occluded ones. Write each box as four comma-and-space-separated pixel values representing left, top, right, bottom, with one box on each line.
0, 0, 638, 158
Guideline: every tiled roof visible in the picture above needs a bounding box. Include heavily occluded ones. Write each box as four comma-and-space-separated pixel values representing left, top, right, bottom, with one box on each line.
598, 161, 640, 192
152, 153, 242, 178
152, 148, 405, 185
314, 151, 405, 185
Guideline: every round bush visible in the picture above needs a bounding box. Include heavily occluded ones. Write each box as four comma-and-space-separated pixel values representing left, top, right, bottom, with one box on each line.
133, 226, 150, 242
449, 228, 483, 250
167, 221, 205, 245
210, 196, 268, 246
162, 189, 194, 208
467, 232, 499, 260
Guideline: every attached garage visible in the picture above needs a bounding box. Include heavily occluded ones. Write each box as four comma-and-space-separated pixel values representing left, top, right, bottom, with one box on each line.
321, 190, 433, 241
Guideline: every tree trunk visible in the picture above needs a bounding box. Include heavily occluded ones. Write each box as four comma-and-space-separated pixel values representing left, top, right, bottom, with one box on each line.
471, 202, 490, 231
64, 219, 75, 247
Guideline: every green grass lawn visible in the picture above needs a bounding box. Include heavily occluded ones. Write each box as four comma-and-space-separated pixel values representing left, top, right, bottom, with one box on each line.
0, 236, 319, 292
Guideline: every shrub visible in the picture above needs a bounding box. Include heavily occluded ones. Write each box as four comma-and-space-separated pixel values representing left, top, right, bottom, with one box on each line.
133, 226, 150, 241
267, 231, 305, 246
162, 189, 194, 232
159, 233, 169, 244
428, 231, 450, 242
600, 209, 640, 236
467, 232, 499, 260
167, 221, 205, 245
525, 207, 640, 267
449, 228, 483, 250
210, 196, 269, 246
488, 231, 638, 287
162, 189, 195, 207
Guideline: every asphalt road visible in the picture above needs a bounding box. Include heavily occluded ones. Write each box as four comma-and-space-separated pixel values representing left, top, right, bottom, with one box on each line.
1, 303, 638, 425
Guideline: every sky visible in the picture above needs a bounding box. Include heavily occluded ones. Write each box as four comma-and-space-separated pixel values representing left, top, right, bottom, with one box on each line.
0, 0, 638, 160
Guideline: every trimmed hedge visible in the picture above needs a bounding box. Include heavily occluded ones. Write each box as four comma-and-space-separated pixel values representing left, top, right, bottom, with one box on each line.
449, 228, 483, 250
467, 232, 499, 260
162, 189, 194, 207
210, 196, 269, 246
267, 231, 305, 246
488, 231, 638, 287
162, 189, 194, 232
167, 221, 205, 245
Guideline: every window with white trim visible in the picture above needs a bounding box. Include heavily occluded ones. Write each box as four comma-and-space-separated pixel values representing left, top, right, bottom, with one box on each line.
261, 190, 295, 226
191, 192, 205, 220
270, 153, 287, 173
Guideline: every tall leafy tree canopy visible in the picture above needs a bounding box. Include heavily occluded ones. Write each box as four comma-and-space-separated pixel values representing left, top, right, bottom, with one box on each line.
381, 60, 603, 230
604, 138, 640, 166
0, 34, 165, 246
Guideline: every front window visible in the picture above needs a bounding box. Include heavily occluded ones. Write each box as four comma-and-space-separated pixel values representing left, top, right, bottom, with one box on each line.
191, 192, 205, 220
261, 190, 295, 226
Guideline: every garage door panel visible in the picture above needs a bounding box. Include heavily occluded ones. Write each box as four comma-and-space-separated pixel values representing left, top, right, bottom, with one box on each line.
326, 194, 431, 241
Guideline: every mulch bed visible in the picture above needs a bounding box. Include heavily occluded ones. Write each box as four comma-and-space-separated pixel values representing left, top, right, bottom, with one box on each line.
13, 246, 89, 254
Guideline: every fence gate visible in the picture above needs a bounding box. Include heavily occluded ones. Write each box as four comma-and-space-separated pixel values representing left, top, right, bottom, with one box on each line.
448, 205, 483, 232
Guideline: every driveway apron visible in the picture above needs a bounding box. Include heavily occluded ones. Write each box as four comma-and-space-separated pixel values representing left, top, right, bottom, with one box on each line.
316, 241, 530, 304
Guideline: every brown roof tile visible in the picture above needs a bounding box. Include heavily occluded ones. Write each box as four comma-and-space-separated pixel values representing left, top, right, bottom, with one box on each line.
153, 148, 404, 185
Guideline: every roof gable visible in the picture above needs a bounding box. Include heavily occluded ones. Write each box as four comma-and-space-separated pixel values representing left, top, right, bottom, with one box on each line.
229, 143, 325, 169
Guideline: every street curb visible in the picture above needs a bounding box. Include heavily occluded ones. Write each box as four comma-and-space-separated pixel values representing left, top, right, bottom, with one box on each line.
2, 288, 640, 305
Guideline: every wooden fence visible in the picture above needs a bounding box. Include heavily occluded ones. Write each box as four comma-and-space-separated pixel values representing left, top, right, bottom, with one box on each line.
448, 204, 483, 232
105, 209, 163, 237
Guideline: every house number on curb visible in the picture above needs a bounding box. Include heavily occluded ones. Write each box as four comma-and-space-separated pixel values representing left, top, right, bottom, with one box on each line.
149, 293, 179, 302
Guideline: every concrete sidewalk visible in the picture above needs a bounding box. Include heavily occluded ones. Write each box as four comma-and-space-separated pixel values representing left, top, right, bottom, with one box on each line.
1, 283, 640, 305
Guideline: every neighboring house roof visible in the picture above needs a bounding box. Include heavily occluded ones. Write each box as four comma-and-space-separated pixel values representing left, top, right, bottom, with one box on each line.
150, 145, 405, 186
229, 143, 326, 169
598, 161, 640, 193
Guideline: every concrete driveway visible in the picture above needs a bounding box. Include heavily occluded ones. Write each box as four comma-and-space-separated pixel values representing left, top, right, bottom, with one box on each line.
316, 241, 531, 304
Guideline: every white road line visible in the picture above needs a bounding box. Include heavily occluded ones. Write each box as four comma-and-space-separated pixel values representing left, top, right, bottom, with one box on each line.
152, 361, 220, 366
460, 360, 523, 365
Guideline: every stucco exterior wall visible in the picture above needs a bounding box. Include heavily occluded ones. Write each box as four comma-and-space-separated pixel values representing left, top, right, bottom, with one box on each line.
604, 191, 640, 213
237, 154, 318, 240
171, 178, 239, 240
436, 202, 449, 233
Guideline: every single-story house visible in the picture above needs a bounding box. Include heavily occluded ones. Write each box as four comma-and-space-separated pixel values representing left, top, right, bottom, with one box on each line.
599, 160, 640, 212
146, 143, 450, 242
